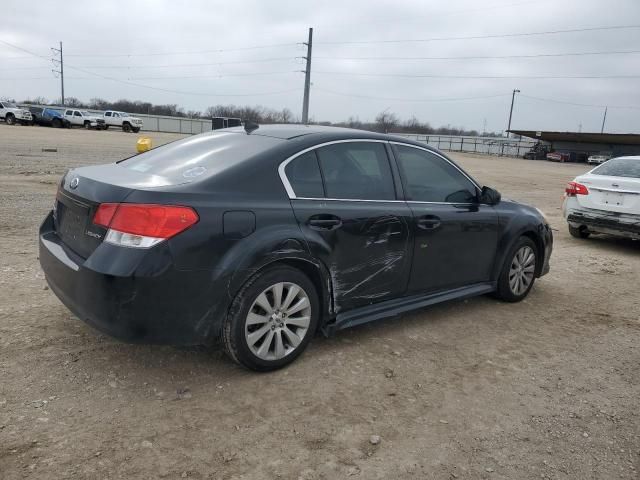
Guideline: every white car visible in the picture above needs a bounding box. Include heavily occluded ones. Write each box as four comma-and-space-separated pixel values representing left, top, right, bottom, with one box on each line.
563, 156, 640, 240
63, 109, 106, 130
587, 154, 612, 165
0, 101, 33, 125
103, 110, 143, 132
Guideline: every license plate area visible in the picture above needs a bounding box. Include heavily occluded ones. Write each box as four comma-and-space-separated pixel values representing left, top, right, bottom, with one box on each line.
55, 192, 93, 257
602, 192, 625, 206
58, 201, 89, 242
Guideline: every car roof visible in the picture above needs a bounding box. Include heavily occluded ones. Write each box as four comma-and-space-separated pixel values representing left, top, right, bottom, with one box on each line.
613, 155, 640, 160
221, 124, 393, 141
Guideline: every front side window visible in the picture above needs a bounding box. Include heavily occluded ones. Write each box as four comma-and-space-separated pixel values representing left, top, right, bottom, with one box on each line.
285, 151, 324, 198
315, 142, 395, 200
394, 145, 477, 203
74, 111, 82, 117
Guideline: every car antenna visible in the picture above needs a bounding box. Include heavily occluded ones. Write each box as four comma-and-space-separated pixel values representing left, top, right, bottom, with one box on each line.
244, 120, 259, 134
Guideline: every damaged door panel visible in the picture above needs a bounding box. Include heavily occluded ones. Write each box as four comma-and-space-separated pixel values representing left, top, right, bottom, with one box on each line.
291, 199, 413, 312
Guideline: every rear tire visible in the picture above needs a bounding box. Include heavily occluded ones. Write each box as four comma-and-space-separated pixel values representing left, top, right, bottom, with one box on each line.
103, 125, 109, 130
569, 225, 590, 239
222, 265, 319, 372
494, 236, 538, 303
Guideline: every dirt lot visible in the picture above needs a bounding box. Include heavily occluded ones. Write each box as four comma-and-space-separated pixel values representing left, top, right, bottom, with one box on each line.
1, 125, 638, 480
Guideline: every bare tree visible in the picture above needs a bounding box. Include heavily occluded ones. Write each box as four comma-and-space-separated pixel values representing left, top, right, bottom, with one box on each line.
64, 97, 84, 108
375, 110, 399, 133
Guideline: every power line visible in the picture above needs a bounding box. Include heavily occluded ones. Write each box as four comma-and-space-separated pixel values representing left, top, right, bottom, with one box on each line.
315, 49, 640, 61
66, 64, 302, 97
314, 71, 640, 79
4, 57, 297, 70
315, 88, 511, 103
9, 48, 640, 70
74, 58, 297, 69
0, 39, 302, 98
316, 24, 640, 45
126, 71, 296, 80
518, 94, 640, 110
64, 42, 301, 57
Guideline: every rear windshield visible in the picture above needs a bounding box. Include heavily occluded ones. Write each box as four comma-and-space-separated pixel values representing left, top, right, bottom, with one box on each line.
592, 158, 640, 178
118, 131, 283, 184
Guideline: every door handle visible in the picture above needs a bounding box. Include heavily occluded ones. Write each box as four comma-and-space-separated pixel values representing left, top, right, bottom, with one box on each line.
417, 215, 441, 230
308, 215, 342, 231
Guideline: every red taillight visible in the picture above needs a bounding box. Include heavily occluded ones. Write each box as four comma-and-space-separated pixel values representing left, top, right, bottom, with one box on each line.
565, 181, 589, 196
93, 203, 199, 239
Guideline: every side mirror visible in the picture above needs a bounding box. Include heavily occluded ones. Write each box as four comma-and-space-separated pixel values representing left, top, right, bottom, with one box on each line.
479, 186, 501, 205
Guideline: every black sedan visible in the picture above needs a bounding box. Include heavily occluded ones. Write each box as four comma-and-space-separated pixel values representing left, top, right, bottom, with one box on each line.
39, 125, 552, 371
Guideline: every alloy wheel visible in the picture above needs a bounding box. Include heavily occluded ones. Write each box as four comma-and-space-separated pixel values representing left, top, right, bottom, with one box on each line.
244, 282, 311, 361
509, 245, 536, 296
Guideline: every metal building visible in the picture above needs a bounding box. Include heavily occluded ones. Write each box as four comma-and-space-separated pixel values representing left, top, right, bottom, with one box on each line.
509, 130, 640, 162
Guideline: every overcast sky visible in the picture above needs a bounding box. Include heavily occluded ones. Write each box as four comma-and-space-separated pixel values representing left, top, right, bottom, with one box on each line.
3, 0, 640, 133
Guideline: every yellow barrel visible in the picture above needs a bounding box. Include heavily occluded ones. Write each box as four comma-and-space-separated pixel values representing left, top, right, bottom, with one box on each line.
136, 136, 152, 154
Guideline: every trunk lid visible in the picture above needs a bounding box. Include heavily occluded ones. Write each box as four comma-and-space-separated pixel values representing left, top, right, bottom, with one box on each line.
54, 164, 172, 258
576, 173, 640, 215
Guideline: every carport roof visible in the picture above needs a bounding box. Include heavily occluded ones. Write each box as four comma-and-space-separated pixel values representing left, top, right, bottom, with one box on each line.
508, 130, 640, 145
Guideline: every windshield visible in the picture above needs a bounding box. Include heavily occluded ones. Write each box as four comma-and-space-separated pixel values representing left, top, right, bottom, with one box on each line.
3, 102, 17, 108
118, 130, 283, 185
592, 158, 640, 178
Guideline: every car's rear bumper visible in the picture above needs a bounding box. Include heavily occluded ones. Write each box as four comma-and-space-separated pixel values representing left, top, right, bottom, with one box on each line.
39, 211, 228, 345
565, 204, 640, 239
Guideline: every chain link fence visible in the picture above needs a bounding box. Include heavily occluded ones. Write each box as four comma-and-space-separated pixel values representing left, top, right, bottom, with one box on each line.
394, 133, 537, 158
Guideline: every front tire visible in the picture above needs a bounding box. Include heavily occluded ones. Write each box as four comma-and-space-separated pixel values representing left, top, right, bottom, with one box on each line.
52, 118, 61, 128
122, 123, 131, 132
494, 236, 538, 302
132, 127, 140, 133
84, 121, 91, 129
569, 225, 590, 239
222, 266, 319, 371
5, 114, 15, 125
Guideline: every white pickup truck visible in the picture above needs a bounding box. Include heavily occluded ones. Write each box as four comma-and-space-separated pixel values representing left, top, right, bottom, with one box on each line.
0, 101, 33, 125
103, 110, 143, 133
63, 109, 106, 130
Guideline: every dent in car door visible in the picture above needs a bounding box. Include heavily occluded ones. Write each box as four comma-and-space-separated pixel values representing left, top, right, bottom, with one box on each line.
392, 143, 499, 293
282, 142, 413, 312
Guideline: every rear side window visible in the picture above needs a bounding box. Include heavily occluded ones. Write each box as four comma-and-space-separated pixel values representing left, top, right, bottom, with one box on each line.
394, 145, 477, 203
105, 112, 111, 117
592, 158, 640, 178
316, 142, 395, 200
285, 151, 324, 198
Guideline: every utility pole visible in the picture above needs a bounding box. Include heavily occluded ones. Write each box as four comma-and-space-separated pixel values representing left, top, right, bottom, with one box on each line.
506, 88, 520, 137
301, 28, 313, 124
601, 106, 608, 133
51, 41, 64, 105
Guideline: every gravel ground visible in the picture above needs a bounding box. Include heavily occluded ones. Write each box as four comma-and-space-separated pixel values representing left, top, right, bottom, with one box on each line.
1, 125, 638, 479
